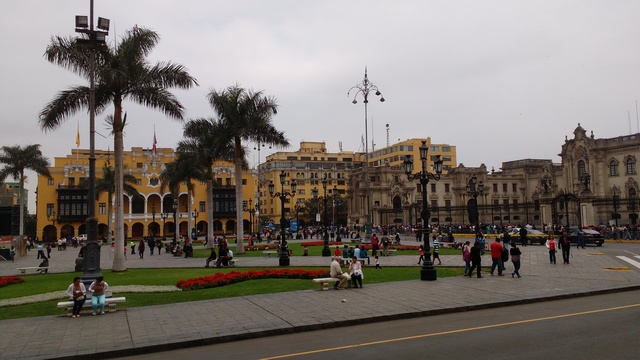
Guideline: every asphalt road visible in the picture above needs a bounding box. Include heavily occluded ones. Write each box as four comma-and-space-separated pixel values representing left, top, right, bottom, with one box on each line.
122, 290, 640, 360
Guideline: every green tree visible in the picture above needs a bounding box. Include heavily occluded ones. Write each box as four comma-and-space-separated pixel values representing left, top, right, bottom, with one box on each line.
39, 26, 198, 271
177, 118, 238, 247
95, 165, 140, 244
0, 144, 52, 256
159, 153, 206, 243
206, 85, 289, 253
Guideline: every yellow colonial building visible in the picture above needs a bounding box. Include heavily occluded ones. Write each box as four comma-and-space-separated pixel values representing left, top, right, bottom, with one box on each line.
36, 147, 257, 242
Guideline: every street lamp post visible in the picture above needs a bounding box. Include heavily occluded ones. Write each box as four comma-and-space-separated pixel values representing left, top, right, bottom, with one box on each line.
75, 0, 109, 283
151, 205, 156, 237
242, 200, 252, 236
332, 185, 338, 227
191, 209, 199, 240
160, 212, 168, 238
349, 68, 385, 242
269, 171, 296, 266
612, 194, 620, 227
404, 141, 443, 281
173, 198, 178, 246
466, 175, 484, 233
321, 175, 329, 228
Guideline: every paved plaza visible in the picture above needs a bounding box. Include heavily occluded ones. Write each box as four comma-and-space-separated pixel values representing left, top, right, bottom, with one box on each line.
1, 237, 639, 359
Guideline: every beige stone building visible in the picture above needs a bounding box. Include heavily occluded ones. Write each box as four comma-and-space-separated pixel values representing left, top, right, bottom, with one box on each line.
346, 125, 639, 230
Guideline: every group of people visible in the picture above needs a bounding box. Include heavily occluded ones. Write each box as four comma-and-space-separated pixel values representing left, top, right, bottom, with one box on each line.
64, 276, 109, 317
545, 232, 572, 264
460, 237, 523, 279
330, 255, 364, 289
204, 236, 234, 268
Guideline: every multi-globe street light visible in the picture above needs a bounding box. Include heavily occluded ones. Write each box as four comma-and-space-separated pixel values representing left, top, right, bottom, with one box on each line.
466, 175, 484, 233
75, 0, 109, 282
160, 212, 169, 238
312, 176, 332, 257
403, 141, 443, 281
269, 171, 296, 266
348, 69, 384, 242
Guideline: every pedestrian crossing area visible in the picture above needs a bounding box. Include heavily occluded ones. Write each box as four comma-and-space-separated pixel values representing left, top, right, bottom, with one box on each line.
616, 255, 640, 269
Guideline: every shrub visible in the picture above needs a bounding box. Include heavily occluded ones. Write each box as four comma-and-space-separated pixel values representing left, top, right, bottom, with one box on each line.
177, 269, 330, 291
0, 276, 24, 288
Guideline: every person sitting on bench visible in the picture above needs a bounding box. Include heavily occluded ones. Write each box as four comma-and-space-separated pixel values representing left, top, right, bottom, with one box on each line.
38, 258, 49, 273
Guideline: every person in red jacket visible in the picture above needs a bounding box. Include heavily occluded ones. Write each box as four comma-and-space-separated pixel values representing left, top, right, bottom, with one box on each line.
489, 238, 505, 276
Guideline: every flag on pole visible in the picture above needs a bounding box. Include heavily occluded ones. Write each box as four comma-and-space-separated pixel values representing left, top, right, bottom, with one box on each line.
152, 127, 157, 154
75, 122, 80, 147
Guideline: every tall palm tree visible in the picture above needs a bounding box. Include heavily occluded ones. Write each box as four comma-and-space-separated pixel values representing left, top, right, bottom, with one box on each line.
95, 165, 140, 244
39, 26, 198, 271
159, 153, 206, 243
0, 144, 52, 256
206, 85, 289, 254
177, 118, 238, 248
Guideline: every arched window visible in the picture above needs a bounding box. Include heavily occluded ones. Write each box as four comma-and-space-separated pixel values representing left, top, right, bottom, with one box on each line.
626, 158, 636, 175
610, 161, 619, 176
577, 160, 586, 179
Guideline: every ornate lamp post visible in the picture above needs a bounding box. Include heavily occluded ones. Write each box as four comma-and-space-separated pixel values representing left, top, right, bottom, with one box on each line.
332, 185, 338, 227
160, 212, 168, 238
151, 205, 156, 236
580, 173, 591, 192
466, 175, 484, 233
75, 0, 109, 283
349, 68, 385, 242
269, 171, 296, 266
403, 141, 443, 281
612, 194, 620, 227
191, 209, 199, 240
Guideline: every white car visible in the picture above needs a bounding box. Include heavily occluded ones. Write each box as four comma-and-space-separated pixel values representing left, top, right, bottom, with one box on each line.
76, 234, 87, 242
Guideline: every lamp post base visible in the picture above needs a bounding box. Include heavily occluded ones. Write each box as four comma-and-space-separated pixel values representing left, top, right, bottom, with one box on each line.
279, 253, 290, 266
420, 256, 437, 281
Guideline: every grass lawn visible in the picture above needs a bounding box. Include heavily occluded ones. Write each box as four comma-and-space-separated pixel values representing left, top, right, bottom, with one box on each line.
0, 266, 463, 320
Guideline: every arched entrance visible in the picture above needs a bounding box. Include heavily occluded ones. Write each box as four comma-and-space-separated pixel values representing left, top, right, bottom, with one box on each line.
43, 225, 57, 241
131, 222, 144, 239
60, 224, 75, 238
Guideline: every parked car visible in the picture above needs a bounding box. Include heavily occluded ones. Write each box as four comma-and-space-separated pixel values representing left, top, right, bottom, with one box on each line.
568, 229, 604, 246
508, 228, 548, 245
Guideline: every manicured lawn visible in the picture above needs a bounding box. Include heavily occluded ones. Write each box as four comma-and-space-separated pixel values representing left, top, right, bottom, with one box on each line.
0, 266, 463, 320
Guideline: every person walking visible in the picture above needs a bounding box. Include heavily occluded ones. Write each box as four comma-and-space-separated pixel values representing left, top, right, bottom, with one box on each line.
510, 243, 522, 278
374, 255, 382, 269
432, 235, 442, 265
519, 226, 528, 247
130, 240, 136, 255
462, 241, 471, 276
418, 245, 425, 265
138, 239, 145, 259
468, 241, 482, 278
9, 246, 16, 262
489, 238, 504, 276
148, 237, 155, 256
37, 243, 45, 259
546, 235, 557, 264
89, 276, 109, 315
65, 276, 86, 318
559, 232, 571, 264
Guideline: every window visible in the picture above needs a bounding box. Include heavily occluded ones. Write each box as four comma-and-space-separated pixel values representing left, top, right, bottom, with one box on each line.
444, 184, 450, 193
416, 184, 421, 193
68, 177, 75, 186
577, 160, 586, 178
430, 146, 439, 152
444, 200, 451, 211
48, 178, 54, 186
136, 179, 141, 186
99, 203, 106, 215
46, 203, 55, 217
442, 146, 451, 152
226, 178, 231, 186
626, 158, 636, 175
431, 183, 436, 193
199, 201, 205, 212
610, 161, 619, 176
297, 189, 305, 195
502, 184, 507, 193
512, 199, 519, 210
136, 163, 143, 168
512, 183, 517, 192
242, 179, 247, 185
503, 199, 510, 210
493, 184, 498, 192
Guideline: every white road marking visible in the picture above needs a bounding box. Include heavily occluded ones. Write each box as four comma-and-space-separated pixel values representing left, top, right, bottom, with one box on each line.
616, 256, 640, 269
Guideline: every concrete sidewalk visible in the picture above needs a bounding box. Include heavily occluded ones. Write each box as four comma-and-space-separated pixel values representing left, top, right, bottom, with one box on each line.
1, 240, 639, 359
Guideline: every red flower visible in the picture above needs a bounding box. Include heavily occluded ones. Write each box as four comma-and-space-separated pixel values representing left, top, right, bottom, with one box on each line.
0, 276, 24, 288
176, 269, 330, 291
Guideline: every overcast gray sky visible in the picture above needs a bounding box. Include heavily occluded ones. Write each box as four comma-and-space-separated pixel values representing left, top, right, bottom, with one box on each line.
2, 0, 640, 213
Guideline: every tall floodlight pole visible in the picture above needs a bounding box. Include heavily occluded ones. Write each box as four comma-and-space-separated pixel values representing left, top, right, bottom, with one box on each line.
75, 0, 109, 283
349, 68, 385, 242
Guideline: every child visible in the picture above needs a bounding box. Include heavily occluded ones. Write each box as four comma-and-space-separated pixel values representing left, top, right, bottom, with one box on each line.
432, 235, 442, 265
374, 255, 382, 269
418, 245, 425, 265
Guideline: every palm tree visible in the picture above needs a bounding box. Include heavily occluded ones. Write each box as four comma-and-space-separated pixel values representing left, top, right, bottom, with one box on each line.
159, 153, 206, 244
177, 118, 238, 248
95, 165, 140, 244
206, 85, 289, 254
39, 26, 198, 271
0, 144, 52, 256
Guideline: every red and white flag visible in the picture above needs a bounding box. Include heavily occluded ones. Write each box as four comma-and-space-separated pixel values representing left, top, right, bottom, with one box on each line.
152, 128, 157, 154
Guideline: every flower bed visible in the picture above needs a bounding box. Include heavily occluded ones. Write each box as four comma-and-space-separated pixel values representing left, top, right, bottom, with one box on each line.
177, 269, 330, 291
244, 244, 277, 251
301, 241, 419, 251
0, 276, 24, 288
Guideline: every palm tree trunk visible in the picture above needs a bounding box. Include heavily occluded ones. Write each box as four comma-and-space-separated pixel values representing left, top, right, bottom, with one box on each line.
112, 105, 127, 272
206, 179, 214, 249
106, 190, 113, 244
235, 151, 244, 254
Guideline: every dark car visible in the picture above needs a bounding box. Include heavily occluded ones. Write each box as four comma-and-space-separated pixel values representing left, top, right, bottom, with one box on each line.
568, 229, 604, 247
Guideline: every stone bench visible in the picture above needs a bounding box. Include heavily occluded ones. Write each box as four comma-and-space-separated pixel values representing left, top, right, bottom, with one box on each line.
312, 276, 351, 291
263, 251, 278, 257
340, 258, 365, 266
17, 267, 49, 274
57, 296, 126, 316
228, 259, 238, 267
